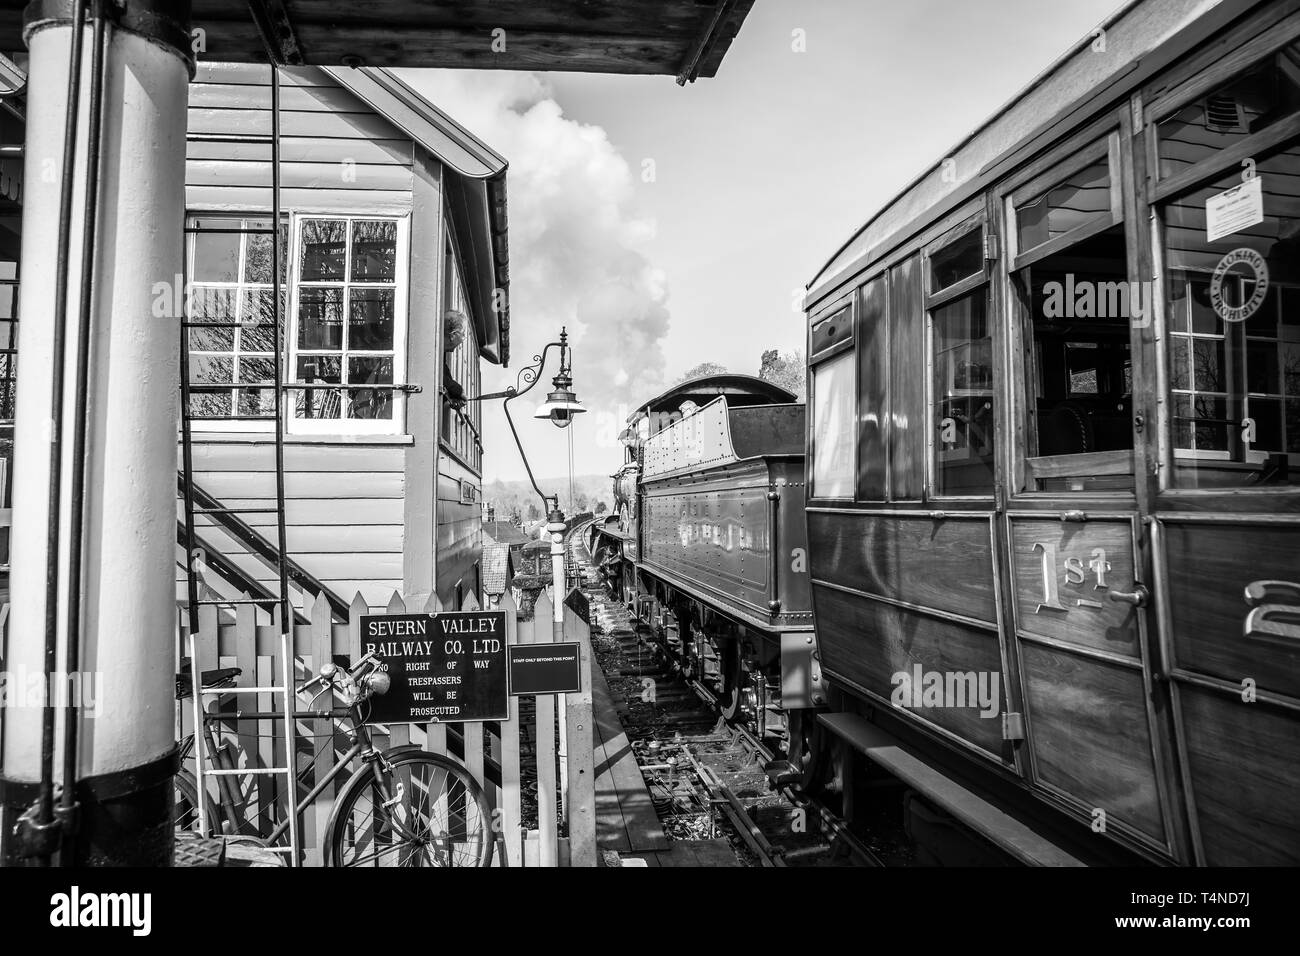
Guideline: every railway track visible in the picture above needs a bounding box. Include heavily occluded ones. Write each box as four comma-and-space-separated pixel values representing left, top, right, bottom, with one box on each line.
566, 521, 882, 867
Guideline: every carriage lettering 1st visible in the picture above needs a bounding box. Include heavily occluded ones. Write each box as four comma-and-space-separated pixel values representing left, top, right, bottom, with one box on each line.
1030, 541, 1112, 614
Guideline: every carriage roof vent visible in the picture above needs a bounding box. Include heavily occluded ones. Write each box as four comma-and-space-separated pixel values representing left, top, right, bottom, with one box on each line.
1203, 94, 1246, 134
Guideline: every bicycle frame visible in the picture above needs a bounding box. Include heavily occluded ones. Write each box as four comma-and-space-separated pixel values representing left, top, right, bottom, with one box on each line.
187, 690, 425, 850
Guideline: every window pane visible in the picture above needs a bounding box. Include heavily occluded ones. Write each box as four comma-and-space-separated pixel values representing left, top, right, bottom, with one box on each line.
295, 356, 342, 419
349, 355, 393, 385
243, 219, 287, 284
348, 356, 394, 419
930, 228, 983, 291
932, 292, 994, 495
238, 289, 284, 352
191, 286, 237, 323
1156, 41, 1300, 180
351, 220, 397, 281
189, 324, 234, 353
811, 351, 854, 498
191, 356, 232, 384
238, 356, 275, 385
237, 389, 275, 417
190, 393, 232, 418
297, 288, 343, 349
1163, 145, 1299, 487
191, 229, 241, 283
1017, 158, 1110, 253
857, 277, 887, 499
349, 288, 394, 350
299, 219, 346, 280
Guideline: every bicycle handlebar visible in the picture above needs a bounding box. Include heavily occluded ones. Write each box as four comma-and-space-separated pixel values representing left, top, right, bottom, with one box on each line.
295, 651, 387, 704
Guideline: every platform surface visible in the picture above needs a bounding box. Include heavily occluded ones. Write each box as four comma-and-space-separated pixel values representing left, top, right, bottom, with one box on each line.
587, 624, 671, 855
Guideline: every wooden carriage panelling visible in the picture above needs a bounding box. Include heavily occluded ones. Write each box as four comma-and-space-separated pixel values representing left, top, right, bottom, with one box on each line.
1006, 514, 1171, 853
1156, 516, 1300, 864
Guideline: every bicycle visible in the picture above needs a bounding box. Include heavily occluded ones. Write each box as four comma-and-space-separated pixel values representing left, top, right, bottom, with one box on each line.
174, 651, 494, 867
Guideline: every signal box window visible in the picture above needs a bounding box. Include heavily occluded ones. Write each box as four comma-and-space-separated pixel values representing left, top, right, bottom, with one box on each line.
289, 215, 408, 435
185, 216, 287, 427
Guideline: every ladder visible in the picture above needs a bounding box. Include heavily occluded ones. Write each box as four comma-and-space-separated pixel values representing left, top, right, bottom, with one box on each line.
178, 64, 301, 863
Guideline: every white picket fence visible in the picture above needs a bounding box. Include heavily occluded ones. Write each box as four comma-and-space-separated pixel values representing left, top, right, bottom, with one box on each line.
178, 585, 595, 866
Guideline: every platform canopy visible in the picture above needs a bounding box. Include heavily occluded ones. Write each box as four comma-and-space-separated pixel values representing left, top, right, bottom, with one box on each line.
0, 0, 755, 81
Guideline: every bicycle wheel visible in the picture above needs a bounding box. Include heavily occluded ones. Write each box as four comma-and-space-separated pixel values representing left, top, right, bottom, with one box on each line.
325, 750, 494, 868
173, 769, 219, 835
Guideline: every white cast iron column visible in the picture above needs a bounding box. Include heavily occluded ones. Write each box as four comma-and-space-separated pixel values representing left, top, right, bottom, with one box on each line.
1, 0, 191, 865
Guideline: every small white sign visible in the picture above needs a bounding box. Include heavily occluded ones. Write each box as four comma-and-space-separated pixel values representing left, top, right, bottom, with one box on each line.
1206, 177, 1264, 243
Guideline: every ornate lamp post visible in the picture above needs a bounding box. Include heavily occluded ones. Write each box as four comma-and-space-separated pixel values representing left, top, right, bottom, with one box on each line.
470, 327, 585, 640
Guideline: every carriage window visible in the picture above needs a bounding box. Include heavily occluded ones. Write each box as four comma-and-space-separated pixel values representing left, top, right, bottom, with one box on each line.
1161, 146, 1299, 488
1016, 157, 1112, 256
930, 227, 983, 290
811, 348, 855, 498
931, 291, 994, 495
1014, 223, 1134, 492
1156, 40, 1300, 181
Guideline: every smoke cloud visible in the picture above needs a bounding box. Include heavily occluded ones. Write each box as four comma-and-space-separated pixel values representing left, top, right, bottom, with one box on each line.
399, 71, 669, 479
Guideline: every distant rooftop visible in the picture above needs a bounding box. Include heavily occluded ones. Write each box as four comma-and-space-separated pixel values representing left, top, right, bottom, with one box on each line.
483, 520, 530, 548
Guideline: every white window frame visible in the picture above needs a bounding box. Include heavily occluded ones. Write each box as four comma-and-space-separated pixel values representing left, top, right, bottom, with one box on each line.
286, 212, 411, 437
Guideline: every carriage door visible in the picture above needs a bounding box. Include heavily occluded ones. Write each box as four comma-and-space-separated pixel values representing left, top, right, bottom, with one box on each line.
999, 126, 1184, 861
1144, 32, 1300, 865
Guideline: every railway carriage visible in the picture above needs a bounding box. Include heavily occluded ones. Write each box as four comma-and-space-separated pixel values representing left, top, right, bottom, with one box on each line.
802, 0, 1300, 865
598, 0, 1299, 867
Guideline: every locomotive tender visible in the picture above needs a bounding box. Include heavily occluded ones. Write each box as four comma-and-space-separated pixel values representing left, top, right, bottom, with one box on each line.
598, 0, 1300, 866
591, 375, 821, 736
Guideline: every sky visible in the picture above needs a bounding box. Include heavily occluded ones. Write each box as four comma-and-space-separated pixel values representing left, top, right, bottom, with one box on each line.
401, 0, 1122, 486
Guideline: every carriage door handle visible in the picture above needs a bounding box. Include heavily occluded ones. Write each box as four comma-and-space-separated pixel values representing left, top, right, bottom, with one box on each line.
1108, 584, 1150, 608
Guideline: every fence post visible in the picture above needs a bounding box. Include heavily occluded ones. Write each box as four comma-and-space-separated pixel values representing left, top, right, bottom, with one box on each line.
459, 591, 485, 814
564, 599, 597, 866
498, 589, 523, 867
307, 591, 335, 864
422, 593, 447, 757
385, 592, 409, 750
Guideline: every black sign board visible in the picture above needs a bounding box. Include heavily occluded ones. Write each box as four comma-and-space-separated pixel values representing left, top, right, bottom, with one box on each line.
359, 611, 508, 724
508, 642, 582, 696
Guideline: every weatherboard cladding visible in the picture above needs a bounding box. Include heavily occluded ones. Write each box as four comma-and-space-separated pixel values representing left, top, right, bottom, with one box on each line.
183, 65, 506, 607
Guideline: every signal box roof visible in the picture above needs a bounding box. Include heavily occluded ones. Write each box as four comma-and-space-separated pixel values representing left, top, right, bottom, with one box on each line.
1, 2, 755, 80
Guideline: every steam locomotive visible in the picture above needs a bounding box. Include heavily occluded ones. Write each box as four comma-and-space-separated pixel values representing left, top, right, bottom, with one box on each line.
593, 0, 1300, 867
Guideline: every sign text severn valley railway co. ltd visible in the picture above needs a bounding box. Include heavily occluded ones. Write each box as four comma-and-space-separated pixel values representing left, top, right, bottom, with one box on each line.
359, 611, 508, 724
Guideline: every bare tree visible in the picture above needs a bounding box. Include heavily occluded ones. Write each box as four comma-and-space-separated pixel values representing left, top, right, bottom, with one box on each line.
676, 361, 728, 383
759, 348, 807, 401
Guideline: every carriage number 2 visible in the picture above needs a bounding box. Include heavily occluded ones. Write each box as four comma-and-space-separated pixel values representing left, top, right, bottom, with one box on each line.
1032, 542, 1111, 614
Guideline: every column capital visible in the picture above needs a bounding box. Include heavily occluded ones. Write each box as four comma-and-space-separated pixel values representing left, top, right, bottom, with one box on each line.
24, 0, 195, 75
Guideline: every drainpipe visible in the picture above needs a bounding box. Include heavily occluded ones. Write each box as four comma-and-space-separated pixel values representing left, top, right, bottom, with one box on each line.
0, 0, 193, 866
